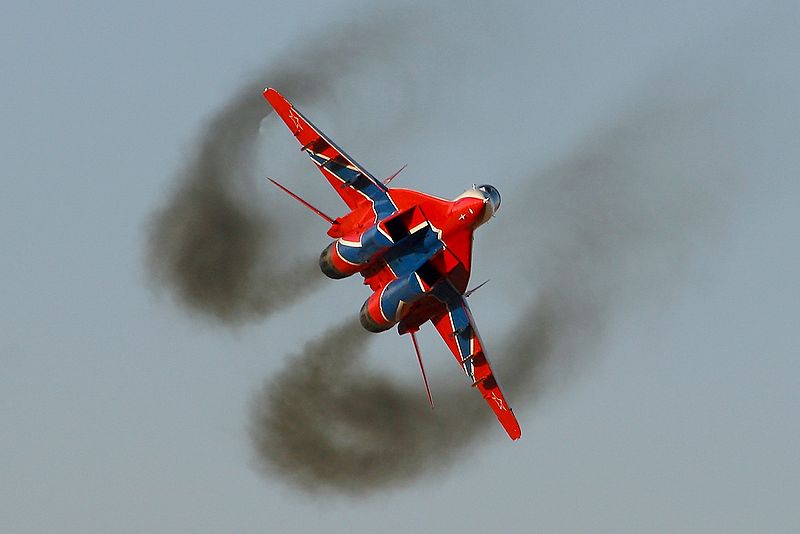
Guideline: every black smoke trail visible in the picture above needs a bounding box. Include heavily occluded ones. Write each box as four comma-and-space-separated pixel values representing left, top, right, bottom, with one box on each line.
146, 83, 318, 324
146, 5, 439, 324
249, 82, 740, 493
249, 303, 557, 494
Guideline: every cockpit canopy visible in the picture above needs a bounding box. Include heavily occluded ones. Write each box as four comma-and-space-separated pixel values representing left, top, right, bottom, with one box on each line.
476, 184, 501, 214
453, 183, 502, 227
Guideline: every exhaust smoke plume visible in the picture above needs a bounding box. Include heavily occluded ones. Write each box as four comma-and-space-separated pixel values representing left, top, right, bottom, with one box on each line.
146, 6, 434, 324
250, 304, 556, 493
250, 83, 739, 493
146, 84, 320, 323
141, 0, 738, 495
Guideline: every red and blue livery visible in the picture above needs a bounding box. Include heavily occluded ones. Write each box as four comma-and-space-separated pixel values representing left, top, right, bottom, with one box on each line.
264, 88, 520, 440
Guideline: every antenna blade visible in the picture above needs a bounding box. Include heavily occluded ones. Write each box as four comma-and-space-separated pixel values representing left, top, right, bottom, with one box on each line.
464, 279, 490, 298
383, 164, 407, 185
410, 331, 434, 409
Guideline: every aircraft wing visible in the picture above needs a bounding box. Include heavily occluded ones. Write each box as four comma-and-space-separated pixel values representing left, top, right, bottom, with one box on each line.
263, 88, 396, 220
430, 281, 522, 440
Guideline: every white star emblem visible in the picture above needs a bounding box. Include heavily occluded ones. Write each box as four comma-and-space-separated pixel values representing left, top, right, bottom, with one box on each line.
459, 213, 466, 220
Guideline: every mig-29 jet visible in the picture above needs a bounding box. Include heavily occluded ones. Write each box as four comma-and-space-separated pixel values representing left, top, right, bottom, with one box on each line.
264, 88, 520, 440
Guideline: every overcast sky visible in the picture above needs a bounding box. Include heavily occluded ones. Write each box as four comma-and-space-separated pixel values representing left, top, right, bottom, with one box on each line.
1, 1, 798, 532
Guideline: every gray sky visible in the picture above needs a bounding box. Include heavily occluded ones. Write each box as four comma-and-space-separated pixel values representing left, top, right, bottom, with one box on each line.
1, 1, 798, 532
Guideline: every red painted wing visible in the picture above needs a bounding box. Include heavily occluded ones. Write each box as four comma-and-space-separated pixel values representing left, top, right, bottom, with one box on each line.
263, 88, 391, 214
430, 283, 521, 440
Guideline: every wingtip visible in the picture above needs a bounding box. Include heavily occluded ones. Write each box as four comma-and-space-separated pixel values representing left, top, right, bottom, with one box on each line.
263, 87, 284, 106
506, 420, 522, 440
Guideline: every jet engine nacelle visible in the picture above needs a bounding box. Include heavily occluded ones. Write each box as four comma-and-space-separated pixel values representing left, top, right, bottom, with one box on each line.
319, 223, 394, 279
318, 242, 355, 279
359, 273, 426, 332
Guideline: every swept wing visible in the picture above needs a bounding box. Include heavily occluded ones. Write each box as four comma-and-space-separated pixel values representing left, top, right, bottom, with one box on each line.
264, 88, 396, 221
429, 281, 521, 440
